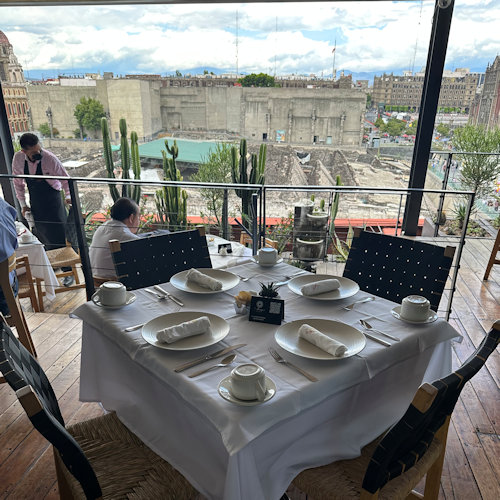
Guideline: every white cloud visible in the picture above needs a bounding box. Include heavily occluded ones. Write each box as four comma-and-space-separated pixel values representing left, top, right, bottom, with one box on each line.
0, 1, 498, 77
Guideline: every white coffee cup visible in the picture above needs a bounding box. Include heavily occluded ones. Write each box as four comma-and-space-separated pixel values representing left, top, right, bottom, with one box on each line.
20, 232, 33, 243
230, 363, 267, 401
258, 247, 278, 265
400, 295, 431, 322
91, 281, 127, 307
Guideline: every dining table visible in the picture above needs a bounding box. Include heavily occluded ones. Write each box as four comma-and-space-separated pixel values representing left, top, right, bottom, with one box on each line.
73, 260, 461, 500
15, 223, 60, 301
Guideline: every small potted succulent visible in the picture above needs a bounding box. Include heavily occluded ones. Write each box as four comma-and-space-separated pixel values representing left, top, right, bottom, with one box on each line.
259, 282, 280, 298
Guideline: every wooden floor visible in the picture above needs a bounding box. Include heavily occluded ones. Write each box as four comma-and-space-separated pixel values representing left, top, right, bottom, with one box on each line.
0, 237, 499, 499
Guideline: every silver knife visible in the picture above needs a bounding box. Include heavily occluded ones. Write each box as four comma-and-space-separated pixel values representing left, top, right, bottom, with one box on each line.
363, 332, 391, 347
174, 343, 246, 373
154, 285, 184, 307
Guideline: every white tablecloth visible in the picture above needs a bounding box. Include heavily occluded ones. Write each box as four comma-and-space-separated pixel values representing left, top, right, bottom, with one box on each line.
16, 230, 59, 301
207, 235, 253, 269
74, 261, 461, 500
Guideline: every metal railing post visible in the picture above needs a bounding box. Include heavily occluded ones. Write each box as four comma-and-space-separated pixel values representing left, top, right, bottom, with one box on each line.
222, 188, 229, 240
67, 179, 94, 300
434, 152, 453, 237
251, 193, 258, 254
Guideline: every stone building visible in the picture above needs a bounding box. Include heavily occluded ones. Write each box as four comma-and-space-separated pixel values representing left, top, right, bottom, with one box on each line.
27, 77, 365, 146
372, 68, 483, 113
0, 30, 30, 136
470, 56, 500, 131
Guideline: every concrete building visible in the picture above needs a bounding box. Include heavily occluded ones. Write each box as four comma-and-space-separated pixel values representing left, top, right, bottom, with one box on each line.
470, 56, 500, 131
372, 68, 483, 113
27, 77, 365, 146
0, 30, 30, 136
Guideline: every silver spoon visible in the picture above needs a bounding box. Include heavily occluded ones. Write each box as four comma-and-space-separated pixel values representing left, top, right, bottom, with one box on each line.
359, 319, 400, 341
188, 354, 236, 378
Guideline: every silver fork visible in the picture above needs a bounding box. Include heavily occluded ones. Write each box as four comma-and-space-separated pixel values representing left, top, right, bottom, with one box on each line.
268, 348, 318, 382
237, 275, 252, 282
342, 297, 375, 311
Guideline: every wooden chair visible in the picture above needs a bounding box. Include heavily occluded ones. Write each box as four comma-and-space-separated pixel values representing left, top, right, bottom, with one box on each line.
45, 241, 86, 293
110, 226, 211, 290
483, 228, 500, 280
0, 253, 36, 358
343, 228, 456, 311
239, 232, 278, 249
0, 319, 198, 500
292, 320, 500, 499
16, 254, 44, 312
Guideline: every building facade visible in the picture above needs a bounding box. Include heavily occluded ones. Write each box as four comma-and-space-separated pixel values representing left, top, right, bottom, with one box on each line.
372, 68, 483, 113
0, 30, 30, 136
470, 56, 500, 131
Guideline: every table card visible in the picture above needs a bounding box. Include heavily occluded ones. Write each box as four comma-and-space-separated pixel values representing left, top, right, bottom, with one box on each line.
218, 243, 232, 255
249, 296, 284, 325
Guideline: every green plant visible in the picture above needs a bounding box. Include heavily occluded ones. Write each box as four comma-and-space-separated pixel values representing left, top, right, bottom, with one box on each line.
328, 175, 343, 242
155, 140, 188, 231
333, 225, 355, 262
259, 282, 280, 298
431, 210, 447, 226
101, 118, 141, 204
267, 213, 294, 254
231, 139, 266, 229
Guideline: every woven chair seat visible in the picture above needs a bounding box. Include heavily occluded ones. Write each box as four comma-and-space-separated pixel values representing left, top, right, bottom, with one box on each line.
46, 245, 80, 269
59, 412, 198, 499
293, 434, 443, 500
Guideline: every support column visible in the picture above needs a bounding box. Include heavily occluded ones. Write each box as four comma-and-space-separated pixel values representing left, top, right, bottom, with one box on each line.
403, 0, 455, 235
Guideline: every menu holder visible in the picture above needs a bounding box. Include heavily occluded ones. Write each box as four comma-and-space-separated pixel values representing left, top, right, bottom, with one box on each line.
249, 296, 285, 325
218, 243, 232, 254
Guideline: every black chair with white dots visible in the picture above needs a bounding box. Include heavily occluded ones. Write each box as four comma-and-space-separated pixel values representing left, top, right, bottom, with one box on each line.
343, 228, 455, 311
110, 225, 211, 290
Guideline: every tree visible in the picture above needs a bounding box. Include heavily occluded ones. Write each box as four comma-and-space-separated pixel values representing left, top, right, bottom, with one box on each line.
192, 143, 233, 230
238, 73, 275, 87
366, 93, 371, 109
374, 117, 385, 131
175, 70, 182, 77
74, 97, 105, 139
38, 123, 51, 137
384, 118, 406, 137
453, 124, 500, 200
436, 123, 451, 137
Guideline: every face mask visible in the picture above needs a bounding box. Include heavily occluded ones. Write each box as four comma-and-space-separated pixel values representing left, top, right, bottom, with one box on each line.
31, 151, 42, 162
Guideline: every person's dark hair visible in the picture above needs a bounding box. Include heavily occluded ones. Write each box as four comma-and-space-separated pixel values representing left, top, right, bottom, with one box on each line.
19, 133, 40, 150
110, 197, 139, 222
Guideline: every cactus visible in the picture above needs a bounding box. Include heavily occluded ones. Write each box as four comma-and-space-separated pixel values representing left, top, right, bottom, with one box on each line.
231, 139, 266, 229
101, 117, 120, 201
101, 117, 141, 204
329, 175, 343, 239
155, 140, 188, 231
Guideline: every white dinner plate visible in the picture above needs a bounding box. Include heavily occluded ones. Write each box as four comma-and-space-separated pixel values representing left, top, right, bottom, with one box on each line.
92, 291, 136, 309
275, 319, 366, 360
391, 306, 438, 324
218, 375, 276, 406
170, 268, 240, 294
287, 274, 360, 301
251, 256, 284, 267
142, 311, 230, 350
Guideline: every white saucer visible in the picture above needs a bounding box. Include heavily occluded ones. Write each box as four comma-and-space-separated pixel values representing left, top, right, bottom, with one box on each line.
391, 306, 438, 324
92, 292, 136, 309
251, 256, 284, 267
218, 375, 276, 406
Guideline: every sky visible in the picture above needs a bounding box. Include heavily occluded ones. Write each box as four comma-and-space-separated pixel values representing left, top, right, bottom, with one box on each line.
1, 1, 499, 83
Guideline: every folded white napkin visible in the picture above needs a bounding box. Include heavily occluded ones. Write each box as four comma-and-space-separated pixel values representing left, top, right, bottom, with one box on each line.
301, 278, 340, 296
298, 324, 347, 357
186, 268, 223, 290
156, 316, 211, 344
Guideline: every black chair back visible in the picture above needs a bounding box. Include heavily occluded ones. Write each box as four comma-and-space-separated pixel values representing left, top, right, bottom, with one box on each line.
110, 226, 211, 290
0, 319, 102, 499
362, 320, 500, 494
343, 228, 455, 311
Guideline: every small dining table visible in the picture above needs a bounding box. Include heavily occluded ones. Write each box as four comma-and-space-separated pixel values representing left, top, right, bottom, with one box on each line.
73, 261, 460, 500
15, 225, 60, 301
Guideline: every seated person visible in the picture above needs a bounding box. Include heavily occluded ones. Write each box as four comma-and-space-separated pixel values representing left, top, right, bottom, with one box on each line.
0, 197, 19, 315
89, 197, 140, 279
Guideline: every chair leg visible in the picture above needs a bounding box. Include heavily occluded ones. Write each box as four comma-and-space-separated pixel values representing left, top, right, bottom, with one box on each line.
483, 229, 500, 280
53, 447, 76, 499
72, 265, 80, 285
35, 278, 45, 312
422, 417, 450, 500
5, 294, 37, 357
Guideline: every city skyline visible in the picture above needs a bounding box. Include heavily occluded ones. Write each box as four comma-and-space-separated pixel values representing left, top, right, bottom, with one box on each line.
1, 1, 499, 83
